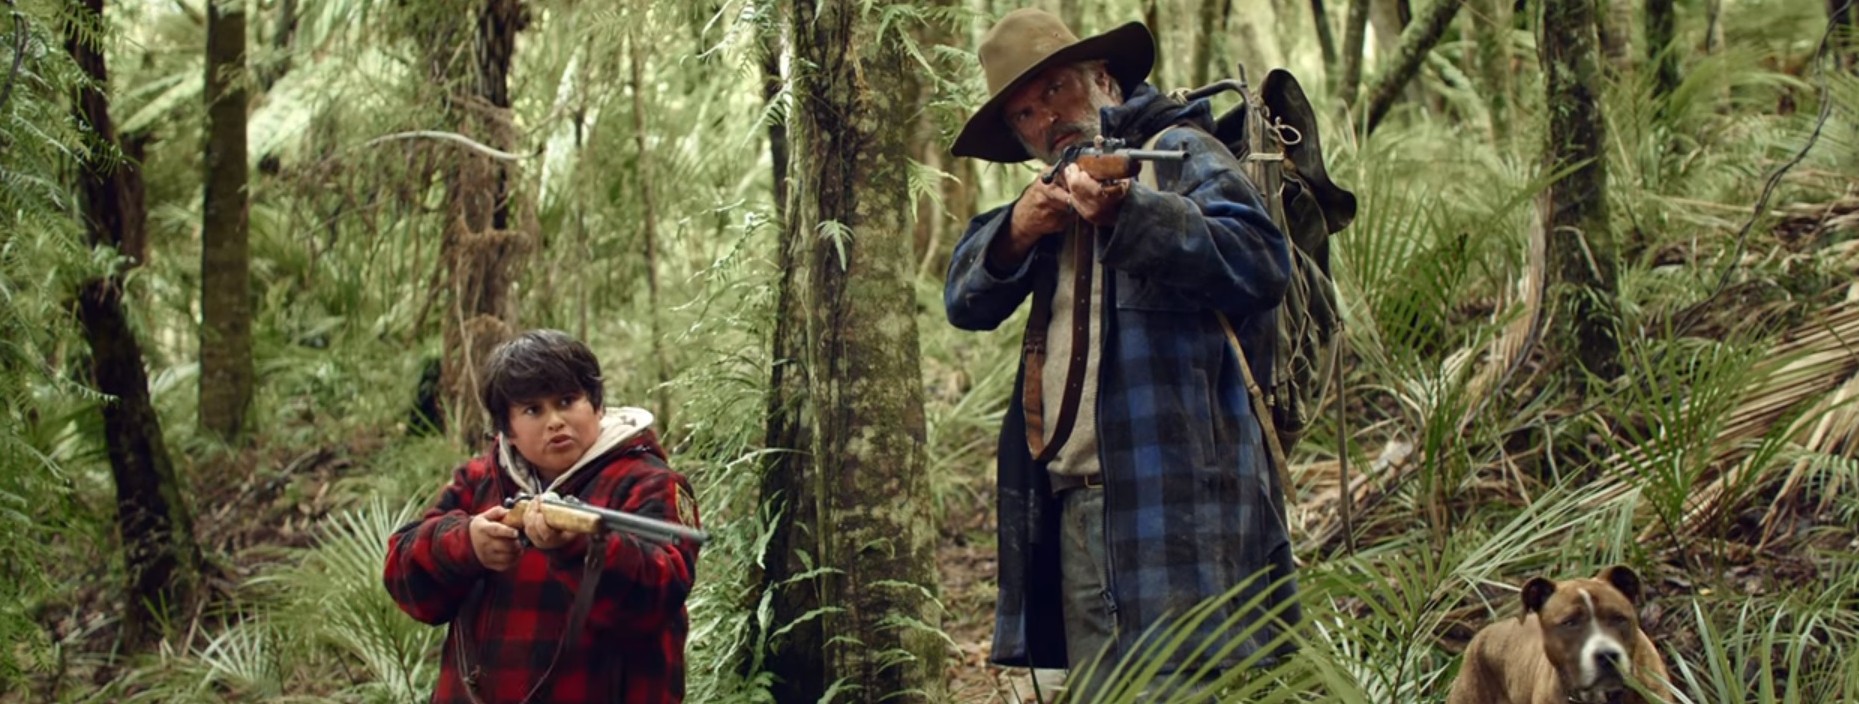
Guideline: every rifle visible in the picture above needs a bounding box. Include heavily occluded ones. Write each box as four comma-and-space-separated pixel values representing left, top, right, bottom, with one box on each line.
1040, 136, 1187, 187
501, 492, 709, 547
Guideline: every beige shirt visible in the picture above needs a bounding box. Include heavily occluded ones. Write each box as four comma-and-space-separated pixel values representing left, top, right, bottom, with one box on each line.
1040, 225, 1105, 477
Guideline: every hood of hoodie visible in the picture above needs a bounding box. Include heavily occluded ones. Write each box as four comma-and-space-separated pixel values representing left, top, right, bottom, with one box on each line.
1098, 82, 1215, 146
497, 405, 656, 496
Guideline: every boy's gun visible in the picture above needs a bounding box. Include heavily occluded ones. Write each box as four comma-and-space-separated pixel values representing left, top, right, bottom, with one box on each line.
502, 492, 709, 547
1040, 137, 1187, 187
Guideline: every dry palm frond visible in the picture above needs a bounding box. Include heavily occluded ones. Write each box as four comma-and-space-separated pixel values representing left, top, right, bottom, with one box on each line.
1454, 194, 1550, 436
1590, 283, 1859, 541
1291, 438, 1415, 551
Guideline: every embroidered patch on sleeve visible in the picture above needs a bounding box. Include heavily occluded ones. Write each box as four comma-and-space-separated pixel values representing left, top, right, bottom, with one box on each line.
675, 484, 699, 528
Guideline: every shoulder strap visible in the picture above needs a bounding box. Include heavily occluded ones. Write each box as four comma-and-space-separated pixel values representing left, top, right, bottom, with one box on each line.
1140, 126, 1292, 522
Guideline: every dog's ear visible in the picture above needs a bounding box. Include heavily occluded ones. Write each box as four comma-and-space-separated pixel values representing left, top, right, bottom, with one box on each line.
1598, 564, 1643, 605
1521, 577, 1556, 615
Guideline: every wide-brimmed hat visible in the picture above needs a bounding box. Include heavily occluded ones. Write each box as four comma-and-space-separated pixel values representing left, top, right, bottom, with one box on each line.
952, 9, 1155, 163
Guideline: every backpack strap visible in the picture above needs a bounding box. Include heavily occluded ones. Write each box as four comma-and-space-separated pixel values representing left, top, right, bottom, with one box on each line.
1139, 126, 1292, 521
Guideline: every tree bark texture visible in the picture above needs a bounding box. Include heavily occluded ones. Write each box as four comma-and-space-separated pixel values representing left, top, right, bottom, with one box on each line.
201, 0, 254, 443
785, 0, 943, 699
1361, 0, 1463, 134
754, 17, 826, 695
64, 0, 199, 648
1337, 0, 1372, 107
1539, 0, 1621, 383
436, 0, 533, 448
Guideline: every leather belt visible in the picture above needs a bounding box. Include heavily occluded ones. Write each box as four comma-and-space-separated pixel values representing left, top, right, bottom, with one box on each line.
1049, 472, 1102, 495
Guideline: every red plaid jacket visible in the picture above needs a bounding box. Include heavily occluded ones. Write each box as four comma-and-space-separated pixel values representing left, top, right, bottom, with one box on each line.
384, 429, 700, 704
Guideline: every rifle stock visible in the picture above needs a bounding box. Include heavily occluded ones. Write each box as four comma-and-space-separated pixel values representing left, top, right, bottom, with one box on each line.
502, 493, 709, 547
1041, 140, 1187, 186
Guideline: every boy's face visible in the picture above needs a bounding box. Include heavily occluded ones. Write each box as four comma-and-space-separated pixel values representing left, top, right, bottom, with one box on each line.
506, 390, 603, 478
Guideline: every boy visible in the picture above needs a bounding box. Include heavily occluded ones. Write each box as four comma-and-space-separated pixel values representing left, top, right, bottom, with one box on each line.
384, 329, 701, 704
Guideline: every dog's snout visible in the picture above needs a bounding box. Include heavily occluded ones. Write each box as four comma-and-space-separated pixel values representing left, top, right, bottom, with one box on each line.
1595, 648, 1623, 673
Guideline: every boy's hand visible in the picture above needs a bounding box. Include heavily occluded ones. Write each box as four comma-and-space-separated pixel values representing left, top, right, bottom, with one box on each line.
522, 499, 577, 551
470, 506, 523, 571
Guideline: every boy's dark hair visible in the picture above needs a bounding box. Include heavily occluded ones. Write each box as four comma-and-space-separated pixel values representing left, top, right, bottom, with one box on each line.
480, 329, 605, 435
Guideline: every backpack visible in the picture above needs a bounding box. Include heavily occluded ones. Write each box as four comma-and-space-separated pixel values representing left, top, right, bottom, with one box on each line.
1143, 66, 1357, 470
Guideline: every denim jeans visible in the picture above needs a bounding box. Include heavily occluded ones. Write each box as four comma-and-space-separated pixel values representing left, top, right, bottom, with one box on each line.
1057, 486, 1215, 704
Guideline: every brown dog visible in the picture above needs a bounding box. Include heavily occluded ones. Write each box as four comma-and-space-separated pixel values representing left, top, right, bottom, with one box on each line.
1447, 566, 1672, 704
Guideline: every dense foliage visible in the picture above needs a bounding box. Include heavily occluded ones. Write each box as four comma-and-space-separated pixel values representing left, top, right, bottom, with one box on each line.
1, 0, 1856, 701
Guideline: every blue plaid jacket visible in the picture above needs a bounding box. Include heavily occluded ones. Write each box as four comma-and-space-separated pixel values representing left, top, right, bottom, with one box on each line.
944, 84, 1302, 673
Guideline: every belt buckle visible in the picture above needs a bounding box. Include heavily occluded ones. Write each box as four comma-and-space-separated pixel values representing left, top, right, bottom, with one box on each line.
1083, 473, 1102, 489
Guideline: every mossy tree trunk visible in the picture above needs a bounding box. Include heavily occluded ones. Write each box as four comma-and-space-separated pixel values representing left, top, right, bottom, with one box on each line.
200, 0, 253, 443
752, 6, 829, 696
1539, 0, 1621, 385
64, 0, 200, 649
784, 0, 943, 698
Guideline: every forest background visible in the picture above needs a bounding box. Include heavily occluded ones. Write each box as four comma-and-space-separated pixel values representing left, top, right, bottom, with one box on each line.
2, 0, 1858, 701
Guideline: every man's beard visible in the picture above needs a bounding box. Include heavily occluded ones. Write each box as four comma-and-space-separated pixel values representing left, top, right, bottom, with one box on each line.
1026, 120, 1101, 165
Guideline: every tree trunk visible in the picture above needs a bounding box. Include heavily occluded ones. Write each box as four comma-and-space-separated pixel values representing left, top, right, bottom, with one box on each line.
1836, 0, 1859, 73
628, 33, 673, 429
750, 10, 828, 697
64, 0, 200, 648
1540, 0, 1620, 384
437, 0, 532, 448
200, 0, 253, 443
1596, 0, 1632, 74
1337, 0, 1372, 108
1361, 0, 1463, 134
1192, 0, 1225, 87
259, 0, 297, 91
1646, 0, 1679, 102
1472, 0, 1510, 139
786, 0, 943, 699
1311, 0, 1340, 76
1145, 0, 1165, 86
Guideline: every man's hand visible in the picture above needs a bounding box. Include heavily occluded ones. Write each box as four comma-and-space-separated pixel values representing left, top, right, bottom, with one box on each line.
522, 497, 578, 551
470, 506, 523, 572
991, 177, 1076, 270
1062, 164, 1130, 227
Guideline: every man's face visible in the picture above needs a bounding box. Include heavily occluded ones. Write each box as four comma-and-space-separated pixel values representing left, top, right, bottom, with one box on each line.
1003, 63, 1121, 164
506, 390, 603, 479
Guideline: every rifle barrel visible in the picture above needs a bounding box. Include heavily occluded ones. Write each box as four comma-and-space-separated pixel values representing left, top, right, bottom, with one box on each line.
543, 496, 710, 547
504, 494, 710, 547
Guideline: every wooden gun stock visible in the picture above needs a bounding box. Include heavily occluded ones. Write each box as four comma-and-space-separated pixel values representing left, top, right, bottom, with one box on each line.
501, 493, 709, 546
1042, 146, 1187, 185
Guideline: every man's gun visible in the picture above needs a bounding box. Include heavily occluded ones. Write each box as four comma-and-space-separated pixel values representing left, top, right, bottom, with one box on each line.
502, 492, 709, 547
1040, 137, 1187, 187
